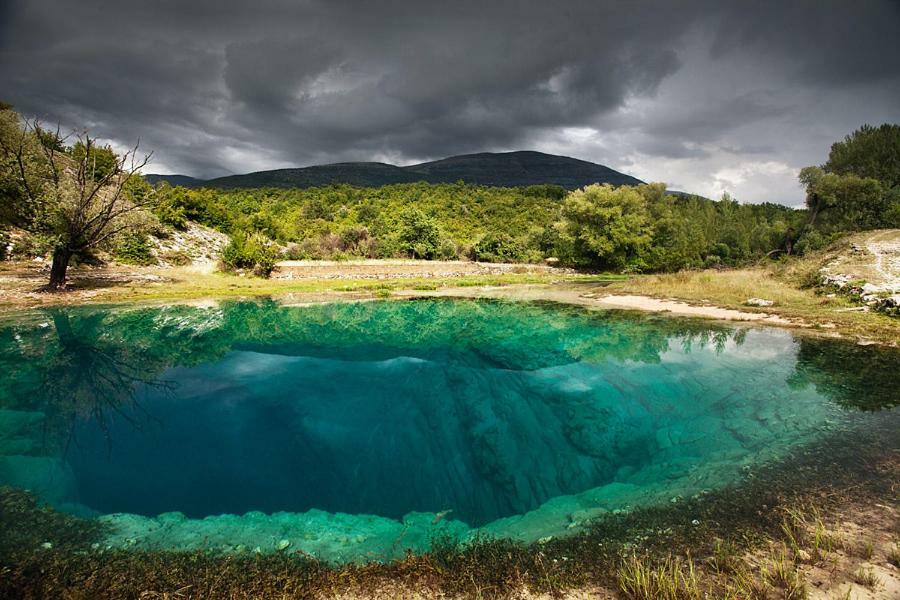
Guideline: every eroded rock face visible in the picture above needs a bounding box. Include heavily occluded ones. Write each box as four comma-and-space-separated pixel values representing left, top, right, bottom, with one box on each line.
151, 222, 229, 268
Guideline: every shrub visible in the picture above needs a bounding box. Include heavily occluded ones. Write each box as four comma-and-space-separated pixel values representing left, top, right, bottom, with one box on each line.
160, 250, 192, 266
703, 255, 722, 268
794, 230, 828, 255
114, 232, 156, 265
710, 243, 731, 260
297, 238, 324, 260
473, 232, 522, 262
437, 238, 459, 260
397, 208, 442, 259
319, 232, 343, 255
884, 195, 900, 227
154, 198, 188, 229
338, 226, 371, 255
10, 232, 55, 258
220, 232, 278, 277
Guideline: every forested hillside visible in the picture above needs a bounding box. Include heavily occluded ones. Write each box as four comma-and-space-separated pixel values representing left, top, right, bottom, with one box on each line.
147, 151, 644, 190
150, 181, 804, 273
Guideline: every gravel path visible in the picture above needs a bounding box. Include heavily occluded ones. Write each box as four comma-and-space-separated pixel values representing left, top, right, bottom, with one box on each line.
865, 230, 900, 292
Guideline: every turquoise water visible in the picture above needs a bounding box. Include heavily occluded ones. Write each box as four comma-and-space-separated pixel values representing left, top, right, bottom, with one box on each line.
0, 299, 897, 562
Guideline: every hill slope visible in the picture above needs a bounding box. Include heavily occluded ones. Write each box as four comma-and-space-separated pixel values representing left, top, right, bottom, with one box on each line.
207, 162, 421, 189
405, 151, 643, 188
145, 151, 643, 189
143, 174, 204, 187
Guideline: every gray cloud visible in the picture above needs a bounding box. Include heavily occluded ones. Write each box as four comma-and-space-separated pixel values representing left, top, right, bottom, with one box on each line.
0, 0, 898, 203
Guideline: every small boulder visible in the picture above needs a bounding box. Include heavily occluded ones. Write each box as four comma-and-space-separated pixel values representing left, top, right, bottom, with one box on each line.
744, 298, 774, 307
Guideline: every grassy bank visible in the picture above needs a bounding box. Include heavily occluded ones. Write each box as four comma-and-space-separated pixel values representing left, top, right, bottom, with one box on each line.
0, 262, 610, 309
1, 242, 897, 344
603, 266, 900, 345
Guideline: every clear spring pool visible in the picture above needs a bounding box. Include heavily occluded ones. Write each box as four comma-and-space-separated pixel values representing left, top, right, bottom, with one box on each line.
0, 299, 896, 561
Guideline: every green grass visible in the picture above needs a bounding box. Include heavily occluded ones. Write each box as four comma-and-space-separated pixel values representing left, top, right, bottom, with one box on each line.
0, 265, 611, 311
888, 542, 900, 568
852, 567, 881, 589
604, 265, 900, 344
617, 553, 703, 600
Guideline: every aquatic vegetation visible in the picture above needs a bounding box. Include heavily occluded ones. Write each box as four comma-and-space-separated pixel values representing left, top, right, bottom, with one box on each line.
709, 540, 742, 575
0, 486, 105, 561
781, 506, 839, 563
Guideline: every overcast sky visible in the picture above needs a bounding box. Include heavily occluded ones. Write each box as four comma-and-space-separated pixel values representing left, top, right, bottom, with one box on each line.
1, 0, 898, 205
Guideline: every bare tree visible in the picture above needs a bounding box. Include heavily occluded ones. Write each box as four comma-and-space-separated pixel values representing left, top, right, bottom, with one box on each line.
0, 113, 154, 290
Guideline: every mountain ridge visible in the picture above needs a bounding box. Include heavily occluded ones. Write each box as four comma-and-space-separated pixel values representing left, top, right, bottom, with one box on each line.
145, 150, 644, 190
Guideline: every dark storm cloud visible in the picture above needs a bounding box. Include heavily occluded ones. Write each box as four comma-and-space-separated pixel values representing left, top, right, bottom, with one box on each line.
0, 0, 898, 192
708, 1, 900, 86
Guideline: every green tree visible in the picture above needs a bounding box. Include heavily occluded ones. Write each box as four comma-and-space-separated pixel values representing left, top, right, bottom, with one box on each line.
0, 108, 154, 290
70, 140, 119, 181
152, 182, 188, 229
824, 123, 899, 189
136, 180, 801, 269
557, 184, 653, 270
799, 166, 884, 231
35, 125, 67, 153
397, 207, 442, 259
473, 232, 522, 262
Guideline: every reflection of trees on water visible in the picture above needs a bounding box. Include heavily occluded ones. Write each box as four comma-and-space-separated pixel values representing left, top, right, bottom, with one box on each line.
45, 312, 176, 451
0, 311, 179, 453
0, 299, 895, 448
789, 337, 899, 411
678, 328, 747, 355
